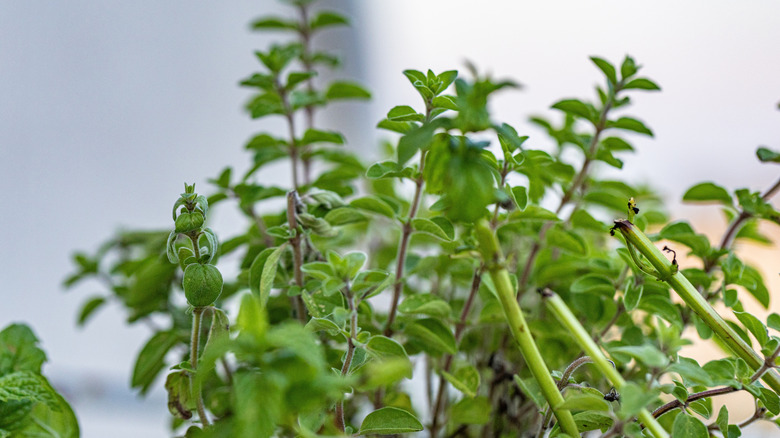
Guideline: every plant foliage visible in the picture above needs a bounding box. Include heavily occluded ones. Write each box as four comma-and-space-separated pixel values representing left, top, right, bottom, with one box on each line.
64, 1, 780, 437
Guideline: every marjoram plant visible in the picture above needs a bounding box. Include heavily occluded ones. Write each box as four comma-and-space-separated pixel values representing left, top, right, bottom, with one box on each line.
45, 1, 780, 437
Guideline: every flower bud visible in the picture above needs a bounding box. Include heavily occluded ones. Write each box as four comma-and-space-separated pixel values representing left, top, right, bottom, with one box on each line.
175, 211, 205, 234
182, 263, 223, 307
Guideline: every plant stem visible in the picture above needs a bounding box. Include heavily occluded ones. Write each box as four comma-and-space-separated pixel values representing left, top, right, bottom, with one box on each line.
275, 77, 300, 191
518, 92, 616, 296
190, 307, 210, 427
384, 151, 426, 336
287, 191, 307, 322
542, 290, 669, 438
296, 2, 315, 186
613, 219, 780, 395
430, 264, 483, 438
474, 220, 579, 437
713, 175, 780, 259
335, 283, 358, 433
653, 344, 780, 419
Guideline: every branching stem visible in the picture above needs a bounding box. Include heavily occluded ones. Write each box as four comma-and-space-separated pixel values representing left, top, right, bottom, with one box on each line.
519, 87, 618, 295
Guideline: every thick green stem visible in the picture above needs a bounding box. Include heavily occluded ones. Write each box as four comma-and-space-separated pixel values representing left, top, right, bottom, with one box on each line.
474, 220, 579, 437
190, 307, 210, 426
613, 219, 780, 394
542, 291, 668, 438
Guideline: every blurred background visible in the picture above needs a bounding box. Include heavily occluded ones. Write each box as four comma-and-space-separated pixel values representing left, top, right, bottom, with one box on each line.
1, 0, 779, 436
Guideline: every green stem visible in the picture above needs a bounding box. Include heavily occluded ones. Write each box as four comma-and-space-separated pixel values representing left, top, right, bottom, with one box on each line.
612, 219, 780, 395
335, 283, 357, 433
287, 191, 307, 322
474, 220, 579, 437
190, 307, 210, 426
542, 291, 668, 438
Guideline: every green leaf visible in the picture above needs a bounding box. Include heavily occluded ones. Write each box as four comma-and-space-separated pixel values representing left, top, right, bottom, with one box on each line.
510, 186, 528, 210
358, 407, 423, 435
324, 207, 367, 225
551, 99, 596, 123
607, 117, 653, 136
513, 375, 546, 409
547, 226, 587, 255
570, 274, 614, 296
734, 311, 769, 347
610, 345, 669, 368
365, 336, 409, 360
736, 265, 770, 308
251, 17, 298, 31
441, 364, 480, 397
404, 318, 457, 355
431, 95, 458, 110
620, 56, 639, 79
768, 313, 780, 331
760, 387, 780, 415
756, 146, 780, 163
571, 411, 613, 433
258, 244, 288, 306
305, 317, 343, 337
398, 294, 451, 318
387, 105, 424, 122
300, 129, 344, 146
601, 136, 634, 152
362, 357, 413, 387
570, 209, 607, 232
507, 205, 559, 221
623, 282, 643, 311
672, 413, 708, 438
326, 81, 371, 100
682, 182, 732, 204
412, 217, 454, 241
309, 11, 349, 30
449, 396, 491, 425
76, 296, 106, 327
590, 56, 617, 85
0, 324, 47, 374
350, 196, 397, 219
0, 372, 55, 406
397, 121, 438, 165
617, 382, 659, 418
623, 78, 661, 91
558, 392, 609, 411
14, 388, 79, 438
131, 331, 180, 395
366, 160, 415, 179
237, 293, 267, 343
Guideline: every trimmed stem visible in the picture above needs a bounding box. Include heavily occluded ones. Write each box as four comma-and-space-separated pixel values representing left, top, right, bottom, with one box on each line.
190, 307, 210, 426
287, 191, 307, 322
384, 152, 426, 336
542, 290, 669, 438
474, 220, 579, 437
613, 220, 780, 395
